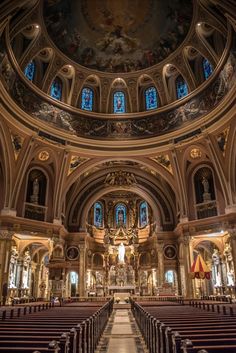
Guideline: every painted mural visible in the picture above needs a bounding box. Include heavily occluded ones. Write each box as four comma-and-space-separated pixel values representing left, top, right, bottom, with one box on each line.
43, 0, 193, 73
1, 31, 236, 141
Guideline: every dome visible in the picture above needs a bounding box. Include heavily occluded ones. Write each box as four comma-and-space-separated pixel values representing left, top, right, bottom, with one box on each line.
0, 0, 232, 150
0, 0, 236, 312
43, 0, 193, 73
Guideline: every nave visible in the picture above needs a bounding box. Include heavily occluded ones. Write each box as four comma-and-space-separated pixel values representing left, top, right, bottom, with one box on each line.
1, 296, 236, 353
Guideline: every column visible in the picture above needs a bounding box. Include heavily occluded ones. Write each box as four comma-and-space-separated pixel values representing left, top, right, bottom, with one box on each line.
79, 244, 86, 297
0, 231, 13, 304
157, 242, 164, 287
229, 229, 236, 293
178, 234, 193, 298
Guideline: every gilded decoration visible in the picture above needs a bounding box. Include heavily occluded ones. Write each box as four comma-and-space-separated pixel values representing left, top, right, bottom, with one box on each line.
11, 134, 23, 159
68, 156, 89, 175
190, 148, 202, 159
104, 171, 137, 186
38, 150, 50, 162
217, 127, 229, 156
152, 155, 173, 174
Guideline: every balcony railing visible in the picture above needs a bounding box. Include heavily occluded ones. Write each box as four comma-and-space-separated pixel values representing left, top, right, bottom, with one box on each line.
195, 200, 218, 219
24, 202, 47, 221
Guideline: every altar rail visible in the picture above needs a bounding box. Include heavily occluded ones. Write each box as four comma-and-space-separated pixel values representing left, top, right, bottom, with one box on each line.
131, 296, 184, 303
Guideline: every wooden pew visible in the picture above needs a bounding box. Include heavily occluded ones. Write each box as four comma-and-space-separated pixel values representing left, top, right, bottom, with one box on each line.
0, 299, 113, 353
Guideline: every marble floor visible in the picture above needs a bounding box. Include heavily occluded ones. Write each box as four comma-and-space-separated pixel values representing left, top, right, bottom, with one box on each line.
96, 308, 148, 353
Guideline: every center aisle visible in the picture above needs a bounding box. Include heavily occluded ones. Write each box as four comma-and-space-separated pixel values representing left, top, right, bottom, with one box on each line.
96, 308, 148, 353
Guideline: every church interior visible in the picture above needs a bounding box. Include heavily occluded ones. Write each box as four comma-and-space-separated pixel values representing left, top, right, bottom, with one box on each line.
0, 0, 236, 352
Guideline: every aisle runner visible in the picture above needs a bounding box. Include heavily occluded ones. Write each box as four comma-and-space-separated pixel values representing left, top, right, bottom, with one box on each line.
96, 309, 148, 353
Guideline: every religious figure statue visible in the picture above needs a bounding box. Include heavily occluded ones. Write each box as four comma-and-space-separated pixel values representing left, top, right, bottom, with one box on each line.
33, 178, 39, 195
201, 176, 212, 202
212, 248, 220, 266
227, 269, 235, 286
202, 176, 209, 193
30, 178, 39, 204
118, 242, 125, 263
215, 272, 222, 287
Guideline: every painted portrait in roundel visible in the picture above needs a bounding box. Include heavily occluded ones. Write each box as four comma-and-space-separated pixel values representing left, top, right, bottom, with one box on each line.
164, 245, 176, 259
66, 246, 79, 260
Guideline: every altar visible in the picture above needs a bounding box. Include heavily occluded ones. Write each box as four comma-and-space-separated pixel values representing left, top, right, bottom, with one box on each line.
108, 286, 135, 295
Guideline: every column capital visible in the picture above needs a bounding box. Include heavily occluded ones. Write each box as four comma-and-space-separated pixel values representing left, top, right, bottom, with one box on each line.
0, 230, 14, 240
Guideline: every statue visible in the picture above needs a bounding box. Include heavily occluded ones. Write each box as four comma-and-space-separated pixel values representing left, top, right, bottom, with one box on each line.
33, 178, 39, 195
118, 242, 125, 263
202, 176, 211, 201
212, 248, 220, 266
30, 178, 39, 204
202, 177, 209, 193
215, 272, 222, 287
227, 269, 235, 286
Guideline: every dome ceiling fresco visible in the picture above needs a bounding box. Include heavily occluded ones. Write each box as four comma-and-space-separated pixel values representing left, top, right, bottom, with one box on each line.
43, 0, 193, 73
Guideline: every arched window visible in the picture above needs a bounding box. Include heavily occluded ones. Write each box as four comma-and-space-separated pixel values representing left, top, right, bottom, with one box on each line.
176, 76, 188, 99
165, 270, 175, 284
24, 61, 35, 82
113, 91, 126, 113
140, 201, 148, 227
145, 86, 158, 110
50, 77, 62, 100
202, 58, 213, 80
115, 203, 127, 226
81, 87, 93, 111
94, 202, 103, 227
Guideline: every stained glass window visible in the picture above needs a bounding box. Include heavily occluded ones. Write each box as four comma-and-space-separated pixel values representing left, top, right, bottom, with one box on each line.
50, 77, 62, 100
81, 87, 93, 111
203, 58, 213, 80
115, 203, 127, 226
94, 202, 103, 227
140, 201, 148, 227
113, 91, 125, 113
176, 76, 188, 99
24, 61, 35, 82
145, 86, 158, 110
